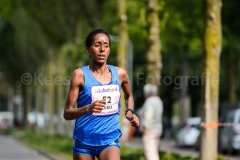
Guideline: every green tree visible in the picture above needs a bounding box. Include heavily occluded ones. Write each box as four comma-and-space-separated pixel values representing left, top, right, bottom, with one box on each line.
159, 0, 204, 123
0, 0, 118, 129
0, 1, 49, 126
220, 0, 240, 102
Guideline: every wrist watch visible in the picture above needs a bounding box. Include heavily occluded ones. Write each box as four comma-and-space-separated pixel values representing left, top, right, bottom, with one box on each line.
125, 108, 134, 116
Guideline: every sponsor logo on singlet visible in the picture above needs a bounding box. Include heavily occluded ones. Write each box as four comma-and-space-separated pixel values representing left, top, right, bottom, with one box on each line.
91, 84, 120, 116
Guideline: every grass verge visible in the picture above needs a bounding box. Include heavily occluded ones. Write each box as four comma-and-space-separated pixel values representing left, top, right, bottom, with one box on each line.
10, 129, 222, 160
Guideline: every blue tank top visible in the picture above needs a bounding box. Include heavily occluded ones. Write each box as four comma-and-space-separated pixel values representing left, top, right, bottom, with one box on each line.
73, 65, 122, 146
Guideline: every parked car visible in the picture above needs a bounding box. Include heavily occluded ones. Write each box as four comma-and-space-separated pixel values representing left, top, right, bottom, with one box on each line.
218, 108, 240, 154
175, 117, 201, 147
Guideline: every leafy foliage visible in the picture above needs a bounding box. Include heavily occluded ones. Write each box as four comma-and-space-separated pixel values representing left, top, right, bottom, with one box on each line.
219, 0, 240, 101
0, 0, 239, 135
0, 3, 48, 83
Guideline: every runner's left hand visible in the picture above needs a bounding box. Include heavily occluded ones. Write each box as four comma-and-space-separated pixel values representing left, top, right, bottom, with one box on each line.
126, 113, 139, 127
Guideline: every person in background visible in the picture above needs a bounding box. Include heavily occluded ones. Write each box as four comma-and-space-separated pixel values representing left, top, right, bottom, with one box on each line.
139, 84, 163, 160
63, 28, 139, 160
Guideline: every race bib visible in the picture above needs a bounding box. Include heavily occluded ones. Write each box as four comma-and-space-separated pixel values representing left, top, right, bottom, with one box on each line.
91, 84, 120, 116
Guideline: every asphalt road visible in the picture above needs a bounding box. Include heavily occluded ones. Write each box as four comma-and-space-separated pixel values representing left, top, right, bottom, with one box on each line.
0, 134, 59, 160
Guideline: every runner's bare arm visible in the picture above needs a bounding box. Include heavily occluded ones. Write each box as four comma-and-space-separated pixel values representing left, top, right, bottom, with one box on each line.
117, 67, 134, 111
63, 69, 105, 120
117, 67, 139, 127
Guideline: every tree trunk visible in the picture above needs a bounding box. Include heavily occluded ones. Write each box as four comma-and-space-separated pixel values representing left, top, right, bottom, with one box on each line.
56, 53, 65, 135
200, 0, 222, 160
180, 49, 190, 125
22, 84, 28, 128
7, 86, 14, 113
117, 0, 129, 145
117, 0, 128, 69
47, 57, 55, 135
146, 0, 162, 88
228, 64, 237, 102
35, 82, 42, 131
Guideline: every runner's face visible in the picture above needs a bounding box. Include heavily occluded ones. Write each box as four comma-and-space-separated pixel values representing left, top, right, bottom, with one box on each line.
87, 33, 110, 63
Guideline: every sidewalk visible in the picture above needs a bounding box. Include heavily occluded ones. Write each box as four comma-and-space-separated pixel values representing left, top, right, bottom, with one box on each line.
0, 134, 59, 160
126, 137, 198, 158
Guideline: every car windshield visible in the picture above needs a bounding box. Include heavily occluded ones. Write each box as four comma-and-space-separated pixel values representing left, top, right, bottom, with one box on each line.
192, 124, 200, 130
185, 117, 201, 130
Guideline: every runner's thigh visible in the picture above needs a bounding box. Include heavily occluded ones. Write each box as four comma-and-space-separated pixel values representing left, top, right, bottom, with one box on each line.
73, 153, 95, 160
98, 146, 120, 160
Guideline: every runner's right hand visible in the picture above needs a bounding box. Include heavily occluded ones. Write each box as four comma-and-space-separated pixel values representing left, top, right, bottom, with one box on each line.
88, 98, 106, 113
